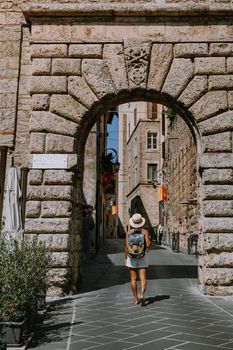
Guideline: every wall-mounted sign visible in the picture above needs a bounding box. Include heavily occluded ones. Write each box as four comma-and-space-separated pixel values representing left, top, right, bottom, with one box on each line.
32, 154, 68, 169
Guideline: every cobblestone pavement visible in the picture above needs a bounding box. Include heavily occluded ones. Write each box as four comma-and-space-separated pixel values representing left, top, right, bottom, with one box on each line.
29, 240, 233, 350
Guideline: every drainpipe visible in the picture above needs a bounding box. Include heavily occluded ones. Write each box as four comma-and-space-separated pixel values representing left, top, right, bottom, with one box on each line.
95, 118, 101, 253
0, 147, 7, 224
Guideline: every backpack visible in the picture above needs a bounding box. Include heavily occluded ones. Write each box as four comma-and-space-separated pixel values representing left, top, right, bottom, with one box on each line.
127, 229, 145, 259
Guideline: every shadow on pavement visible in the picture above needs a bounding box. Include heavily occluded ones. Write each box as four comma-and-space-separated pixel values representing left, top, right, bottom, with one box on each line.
145, 294, 170, 306
147, 265, 197, 280
79, 264, 197, 294
29, 319, 77, 348
78, 239, 198, 293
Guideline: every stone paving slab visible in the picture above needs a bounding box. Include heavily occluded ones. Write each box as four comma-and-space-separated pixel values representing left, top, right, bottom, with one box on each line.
28, 240, 233, 350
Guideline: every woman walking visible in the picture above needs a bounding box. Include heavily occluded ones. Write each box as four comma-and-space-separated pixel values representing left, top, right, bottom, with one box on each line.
125, 213, 151, 306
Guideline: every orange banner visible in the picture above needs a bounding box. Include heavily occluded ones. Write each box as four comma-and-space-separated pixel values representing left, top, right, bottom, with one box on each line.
112, 205, 118, 215
162, 185, 168, 202
157, 185, 168, 202
157, 185, 162, 201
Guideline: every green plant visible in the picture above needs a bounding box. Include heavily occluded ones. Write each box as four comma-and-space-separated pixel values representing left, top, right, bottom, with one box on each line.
0, 219, 4, 232
0, 235, 51, 321
0, 325, 5, 349
164, 107, 176, 121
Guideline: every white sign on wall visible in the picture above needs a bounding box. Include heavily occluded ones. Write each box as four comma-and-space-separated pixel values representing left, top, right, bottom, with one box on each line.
32, 154, 68, 169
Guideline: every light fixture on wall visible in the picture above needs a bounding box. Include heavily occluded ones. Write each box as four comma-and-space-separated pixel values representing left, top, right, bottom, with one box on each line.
102, 148, 120, 174
153, 169, 164, 188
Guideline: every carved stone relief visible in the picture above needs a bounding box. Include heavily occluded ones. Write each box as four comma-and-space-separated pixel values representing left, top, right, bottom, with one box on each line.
124, 41, 151, 86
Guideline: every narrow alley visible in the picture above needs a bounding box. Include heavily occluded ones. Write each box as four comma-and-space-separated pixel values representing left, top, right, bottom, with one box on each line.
29, 240, 233, 350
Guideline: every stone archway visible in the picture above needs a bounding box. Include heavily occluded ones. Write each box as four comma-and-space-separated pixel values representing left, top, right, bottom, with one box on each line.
20, 6, 233, 296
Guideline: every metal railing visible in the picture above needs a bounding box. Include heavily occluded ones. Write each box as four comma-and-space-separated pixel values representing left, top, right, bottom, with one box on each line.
161, 228, 171, 247
159, 228, 180, 252
158, 228, 198, 256
188, 234, 198, 257
172, 231, 180, 253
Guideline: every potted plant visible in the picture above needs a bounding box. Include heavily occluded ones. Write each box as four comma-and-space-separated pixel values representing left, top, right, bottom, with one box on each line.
0, 234, 51, 346
0, 324, 6, 350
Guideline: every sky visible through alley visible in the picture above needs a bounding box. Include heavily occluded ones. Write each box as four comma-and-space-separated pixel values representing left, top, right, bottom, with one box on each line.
107, 113, 119, 153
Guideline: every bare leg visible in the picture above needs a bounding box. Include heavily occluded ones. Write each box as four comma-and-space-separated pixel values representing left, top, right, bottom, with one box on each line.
129, 268, 139, 304
139, 268, 147, 305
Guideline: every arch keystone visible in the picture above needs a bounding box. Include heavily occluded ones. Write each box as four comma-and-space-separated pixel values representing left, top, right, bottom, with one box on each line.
124, 39, 151, 89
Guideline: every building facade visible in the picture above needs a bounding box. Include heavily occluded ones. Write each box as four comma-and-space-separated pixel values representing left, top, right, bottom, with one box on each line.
118, 102, 162, 237
163, 112, 199, 249
82, 114, 118, 256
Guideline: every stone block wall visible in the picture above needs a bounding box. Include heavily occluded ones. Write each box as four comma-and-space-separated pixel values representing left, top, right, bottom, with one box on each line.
25, 168, 81, 295
0, 8, 22, 148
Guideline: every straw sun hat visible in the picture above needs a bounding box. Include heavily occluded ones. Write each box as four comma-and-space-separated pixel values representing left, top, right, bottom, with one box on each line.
129, 213, 145, 229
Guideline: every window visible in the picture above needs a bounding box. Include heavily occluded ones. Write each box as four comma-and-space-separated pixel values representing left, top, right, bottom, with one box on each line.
147, 164, 157, 182
134, 137, 137, 158
0, 148, 7, 221
147, 132, 157, 149
147, 102, 157, 119
134, 108, 137, 126
151, 103, 157, 119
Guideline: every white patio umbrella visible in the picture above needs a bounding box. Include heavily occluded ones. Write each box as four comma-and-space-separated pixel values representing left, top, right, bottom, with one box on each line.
3, 167, 23, 241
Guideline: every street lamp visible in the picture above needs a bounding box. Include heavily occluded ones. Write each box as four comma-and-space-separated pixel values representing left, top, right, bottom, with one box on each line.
102, 148, 120, 174
153, 169, 164, 188
153, 169, 168, 204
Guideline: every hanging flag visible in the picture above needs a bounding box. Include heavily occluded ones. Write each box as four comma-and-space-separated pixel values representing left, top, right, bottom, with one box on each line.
157, 185, 162, 201
112, 205, 118, 215
102, 172, 114, 188
157, 185, 168, 202
162, 185, 168, 202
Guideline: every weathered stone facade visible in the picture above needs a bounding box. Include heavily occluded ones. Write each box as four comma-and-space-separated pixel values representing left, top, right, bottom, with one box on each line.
1, 1, 233, 295
164, 115, 199, 248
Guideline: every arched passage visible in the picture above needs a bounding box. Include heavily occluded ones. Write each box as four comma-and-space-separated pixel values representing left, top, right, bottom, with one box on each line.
78, 92, 200, 237
78, 88, 201, 149
80, 94, 200, 260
